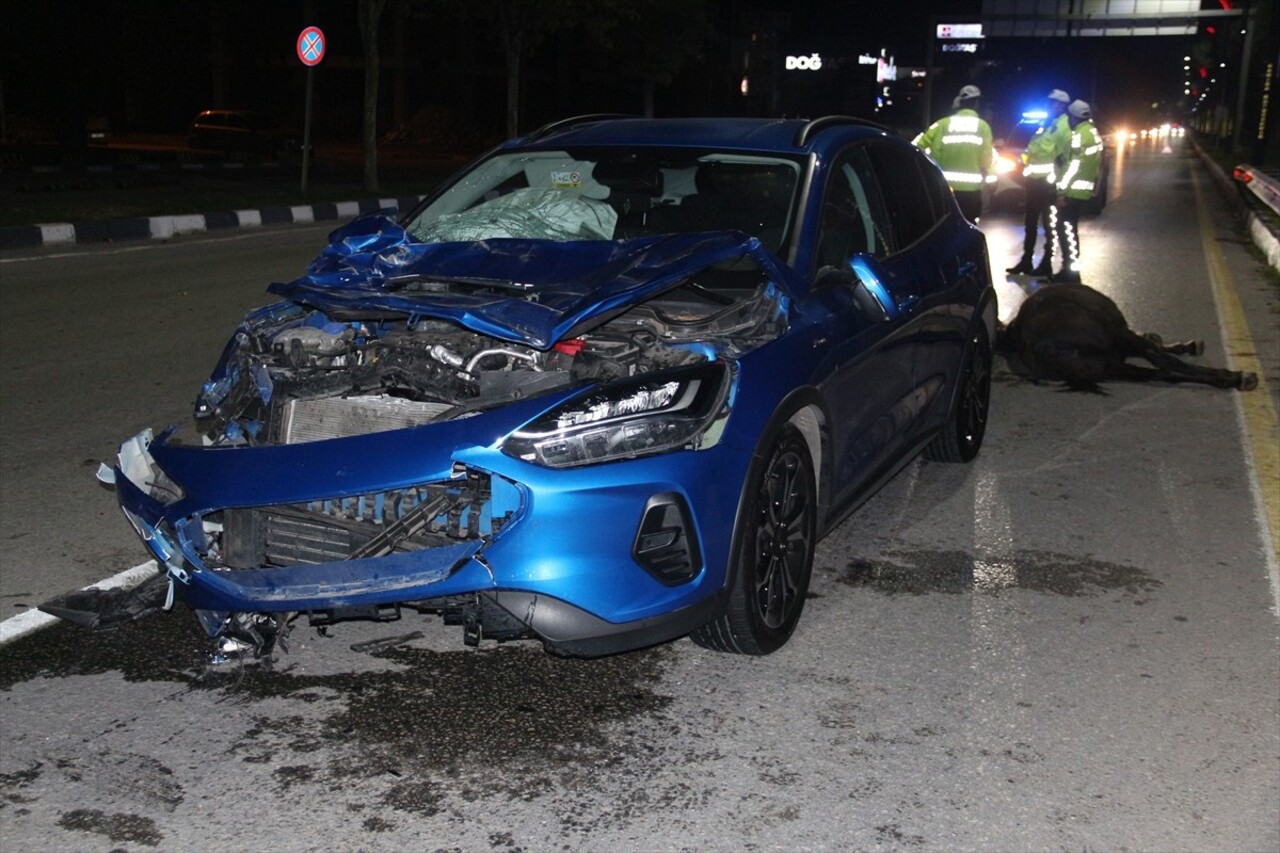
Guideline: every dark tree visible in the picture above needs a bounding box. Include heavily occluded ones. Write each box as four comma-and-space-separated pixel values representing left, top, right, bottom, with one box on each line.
421, 0, 626, 136
611, 0, 710, 117
358, 0, 389, 192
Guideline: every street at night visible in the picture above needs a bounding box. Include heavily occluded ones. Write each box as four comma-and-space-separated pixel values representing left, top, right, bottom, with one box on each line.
2, 2, 1279, 852
2, 133, 1278, 851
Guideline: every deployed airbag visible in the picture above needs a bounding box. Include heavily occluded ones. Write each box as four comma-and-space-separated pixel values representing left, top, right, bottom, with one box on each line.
411, 188, 619, 243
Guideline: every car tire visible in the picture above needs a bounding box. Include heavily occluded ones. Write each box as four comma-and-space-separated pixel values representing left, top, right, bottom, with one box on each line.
924, 323, 991, 464
691, 423, 816, 655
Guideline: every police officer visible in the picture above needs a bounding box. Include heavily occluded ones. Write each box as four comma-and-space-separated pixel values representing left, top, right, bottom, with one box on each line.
1049, 100, 1103, 284
1007, 89, 1072, 276
914, 85, 993, 222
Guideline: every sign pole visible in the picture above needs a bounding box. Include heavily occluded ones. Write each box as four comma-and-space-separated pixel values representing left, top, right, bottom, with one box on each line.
301, 66, 314, 194
295, 26, 326, 195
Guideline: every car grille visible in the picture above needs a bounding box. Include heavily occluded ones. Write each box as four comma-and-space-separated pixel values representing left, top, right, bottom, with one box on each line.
219, 472, 504, 568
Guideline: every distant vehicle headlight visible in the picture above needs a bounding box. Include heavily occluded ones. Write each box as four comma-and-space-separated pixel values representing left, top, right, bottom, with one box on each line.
994, 154, 1018, 175
502, 362, 732, 468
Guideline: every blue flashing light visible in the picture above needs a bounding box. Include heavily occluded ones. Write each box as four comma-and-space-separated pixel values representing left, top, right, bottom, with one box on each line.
1021, 109, 1049, 122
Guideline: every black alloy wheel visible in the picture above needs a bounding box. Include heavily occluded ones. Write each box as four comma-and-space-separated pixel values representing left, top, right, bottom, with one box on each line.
925, 323, 992, 463
692, 423, 816, 654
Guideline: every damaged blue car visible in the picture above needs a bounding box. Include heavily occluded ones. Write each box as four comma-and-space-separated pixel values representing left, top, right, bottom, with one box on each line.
101, 115, 995, 658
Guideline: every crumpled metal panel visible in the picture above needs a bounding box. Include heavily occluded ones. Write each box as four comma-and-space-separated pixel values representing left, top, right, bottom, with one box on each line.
266, 215, 799, 350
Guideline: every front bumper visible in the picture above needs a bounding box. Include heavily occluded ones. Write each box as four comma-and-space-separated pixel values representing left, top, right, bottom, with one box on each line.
112, 405, 750, 653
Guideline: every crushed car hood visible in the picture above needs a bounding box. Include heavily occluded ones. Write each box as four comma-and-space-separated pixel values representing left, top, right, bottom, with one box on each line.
267, 216, 796, 350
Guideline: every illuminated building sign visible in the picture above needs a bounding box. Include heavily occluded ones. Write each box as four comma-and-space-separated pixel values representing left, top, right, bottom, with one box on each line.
785, 53, 823, 70
937, 23, 984, 39
857, 50, 897, 82
941, 43, 979, 53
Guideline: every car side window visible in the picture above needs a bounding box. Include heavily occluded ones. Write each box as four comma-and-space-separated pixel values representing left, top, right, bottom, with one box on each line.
916, 154, 953, 221
865, 143, 945, 250
815, 147, 892, 269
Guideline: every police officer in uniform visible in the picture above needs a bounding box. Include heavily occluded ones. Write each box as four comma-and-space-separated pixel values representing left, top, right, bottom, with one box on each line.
914, 85, 993, 223
1007, 89, 1072, 276
1050, 100, 1103, 284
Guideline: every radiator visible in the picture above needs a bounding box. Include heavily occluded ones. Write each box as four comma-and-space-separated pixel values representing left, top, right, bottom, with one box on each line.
280, 395, 454, 443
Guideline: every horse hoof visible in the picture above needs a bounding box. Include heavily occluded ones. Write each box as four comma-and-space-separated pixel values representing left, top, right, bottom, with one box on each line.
1238, 372, 1258, 391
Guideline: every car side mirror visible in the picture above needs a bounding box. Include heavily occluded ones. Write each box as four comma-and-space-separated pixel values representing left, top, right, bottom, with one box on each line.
847, 254, 900, 322
815, 256, 899, 322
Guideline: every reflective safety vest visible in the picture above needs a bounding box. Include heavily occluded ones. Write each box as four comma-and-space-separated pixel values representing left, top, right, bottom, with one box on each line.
913, 109, 993, 192
1021, 113, 1071, 184
1057, 120, 1103, 199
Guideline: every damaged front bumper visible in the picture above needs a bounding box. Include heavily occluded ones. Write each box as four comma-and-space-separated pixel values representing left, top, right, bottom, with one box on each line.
103, 402, 742, 656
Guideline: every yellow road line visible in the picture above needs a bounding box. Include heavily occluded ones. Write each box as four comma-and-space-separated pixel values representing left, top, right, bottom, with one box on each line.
1191, 168, 1280, 586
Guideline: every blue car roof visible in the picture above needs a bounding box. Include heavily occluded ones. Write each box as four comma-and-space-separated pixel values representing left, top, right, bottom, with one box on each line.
509, 116, 896, 158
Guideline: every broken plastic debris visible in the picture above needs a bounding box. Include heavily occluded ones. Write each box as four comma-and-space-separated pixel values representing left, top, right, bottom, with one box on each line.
350, 631, 425, 655
38, 573, 169, 629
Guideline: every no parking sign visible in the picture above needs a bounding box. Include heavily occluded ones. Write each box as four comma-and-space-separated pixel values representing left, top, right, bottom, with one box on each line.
297, 26, 326, 67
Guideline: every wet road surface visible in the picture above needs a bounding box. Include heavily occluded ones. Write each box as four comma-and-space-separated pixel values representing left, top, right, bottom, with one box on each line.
2, 141, 1278, 851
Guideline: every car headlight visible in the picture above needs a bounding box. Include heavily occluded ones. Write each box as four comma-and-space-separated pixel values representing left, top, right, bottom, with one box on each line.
502, 362, 732, 468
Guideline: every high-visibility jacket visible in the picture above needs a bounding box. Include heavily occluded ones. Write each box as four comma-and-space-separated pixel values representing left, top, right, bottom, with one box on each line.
1057, 120, 1103, 199
913, 108, 993, 192
1021, 113, 1071, 184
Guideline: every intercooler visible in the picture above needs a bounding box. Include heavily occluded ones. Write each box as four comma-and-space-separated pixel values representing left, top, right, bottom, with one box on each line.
220, 476, 497, 568
278, 394, 454, 444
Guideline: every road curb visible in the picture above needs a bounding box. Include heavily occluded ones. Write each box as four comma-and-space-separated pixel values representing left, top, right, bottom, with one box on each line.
0, 195, 425, 251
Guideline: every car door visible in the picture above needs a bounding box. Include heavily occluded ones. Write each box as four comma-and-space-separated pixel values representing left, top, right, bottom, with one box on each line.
808, 144, 922, 511
873, 144, 979, 433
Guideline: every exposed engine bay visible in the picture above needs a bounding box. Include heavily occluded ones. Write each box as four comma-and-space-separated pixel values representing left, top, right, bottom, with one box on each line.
82, 274, 785, 662
194, 276, 784, 446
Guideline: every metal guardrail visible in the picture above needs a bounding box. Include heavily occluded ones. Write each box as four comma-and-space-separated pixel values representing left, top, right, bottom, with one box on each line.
1233, 165, 1280, 218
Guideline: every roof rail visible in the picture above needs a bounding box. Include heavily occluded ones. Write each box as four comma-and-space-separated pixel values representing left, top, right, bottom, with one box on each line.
524, 113, 637, 142
793, 115, 892, 147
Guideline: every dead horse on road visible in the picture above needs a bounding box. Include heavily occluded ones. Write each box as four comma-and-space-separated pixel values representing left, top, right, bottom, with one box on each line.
998, 283, 1258, 393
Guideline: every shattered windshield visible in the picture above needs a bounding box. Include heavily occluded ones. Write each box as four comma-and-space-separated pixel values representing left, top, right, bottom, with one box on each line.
404, 148, 802, 253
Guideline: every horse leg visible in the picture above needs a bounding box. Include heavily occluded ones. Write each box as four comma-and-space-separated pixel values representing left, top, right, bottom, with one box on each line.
1161, 340, 1204, 356
1126, 333, 1256, 389
1106, 362, 1179, 383
1141, 332, 1204, 356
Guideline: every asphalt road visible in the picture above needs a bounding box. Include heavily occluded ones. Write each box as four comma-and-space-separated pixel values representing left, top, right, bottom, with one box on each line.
1, 140, 1277, 852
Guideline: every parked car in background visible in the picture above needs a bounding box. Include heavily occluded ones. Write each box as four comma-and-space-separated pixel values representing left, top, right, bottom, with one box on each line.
187, 109, 297, 158
100, 115, 995, 661
986, 112, 1044, 212
987, 110, 1109, 215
